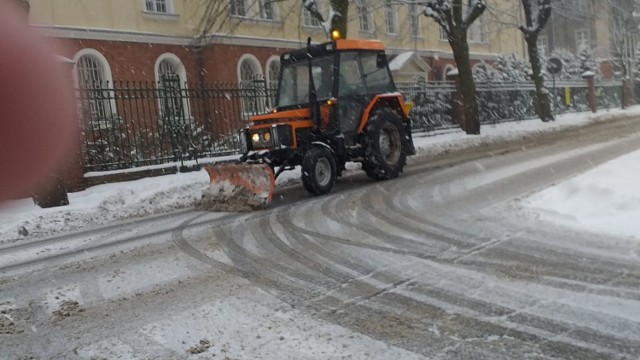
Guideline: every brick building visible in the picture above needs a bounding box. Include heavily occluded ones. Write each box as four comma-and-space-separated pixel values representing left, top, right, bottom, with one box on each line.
27, 0, 527, 191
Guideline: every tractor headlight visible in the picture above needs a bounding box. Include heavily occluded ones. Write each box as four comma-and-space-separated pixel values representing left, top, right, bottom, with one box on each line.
248, 128, 274, 150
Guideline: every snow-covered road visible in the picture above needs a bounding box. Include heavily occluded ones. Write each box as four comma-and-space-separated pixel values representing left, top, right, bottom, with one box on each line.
2, 109, 640, 359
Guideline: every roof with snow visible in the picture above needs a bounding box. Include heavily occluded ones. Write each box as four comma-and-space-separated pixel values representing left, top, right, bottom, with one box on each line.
388, 52, 430, 82
389, 52, 429, 72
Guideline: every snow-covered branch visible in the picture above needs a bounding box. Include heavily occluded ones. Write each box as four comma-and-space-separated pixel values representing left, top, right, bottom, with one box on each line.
463, 0, 486, 29
303, 0, 326, 23
423, 0, 453, 35
302, 0, 348, 37
518, 0, 551, 40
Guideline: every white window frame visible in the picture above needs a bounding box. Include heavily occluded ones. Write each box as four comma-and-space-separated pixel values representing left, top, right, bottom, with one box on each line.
384, 0, 398, 35
258, 0, 277, 20
229, 0, 279, 21
571, 0, 587, 14
439, 26, 448, 42
443, 64, 457, 79
237, 54, 266, 118
265, 56, 281, 108
537, 35, 549, 58
73, 49, 118, 129
468, 12, 488, 44
154, 53, 191, 120
144, 0, 173, 14
303, 5, 323, 28
575, 29, 590, 51
230, 0, 249, 17
356, 0, 373, 33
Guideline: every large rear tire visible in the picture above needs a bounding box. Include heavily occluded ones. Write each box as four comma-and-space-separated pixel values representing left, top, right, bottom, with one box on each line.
363, 109, 408, 180
302, 146, 336, 196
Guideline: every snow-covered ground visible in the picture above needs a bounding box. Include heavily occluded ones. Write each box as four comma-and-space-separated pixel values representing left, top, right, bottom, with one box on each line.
1, 107, 640, 244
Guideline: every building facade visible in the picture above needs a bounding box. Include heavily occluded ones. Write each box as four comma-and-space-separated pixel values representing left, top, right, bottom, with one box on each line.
537, 0, 640, 80
30, 0, 527, 87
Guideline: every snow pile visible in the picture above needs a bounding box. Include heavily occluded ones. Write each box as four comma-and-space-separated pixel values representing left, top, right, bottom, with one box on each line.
198, 179, 270, 212
389, 52, 415, 72
413, 107, 640, 157
522, 149, 640, 239
0, 171, 210, 243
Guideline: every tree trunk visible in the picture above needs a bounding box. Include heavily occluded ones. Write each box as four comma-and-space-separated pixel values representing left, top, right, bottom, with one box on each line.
450, 31, 480, 135
526, 36, 554, 122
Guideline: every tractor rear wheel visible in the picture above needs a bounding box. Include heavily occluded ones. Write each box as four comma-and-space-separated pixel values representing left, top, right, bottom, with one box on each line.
302, 146, 336, 195
363, 109, 408, 180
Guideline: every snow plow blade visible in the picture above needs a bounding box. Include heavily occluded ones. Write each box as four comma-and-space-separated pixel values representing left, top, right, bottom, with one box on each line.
198, 163, 275, 212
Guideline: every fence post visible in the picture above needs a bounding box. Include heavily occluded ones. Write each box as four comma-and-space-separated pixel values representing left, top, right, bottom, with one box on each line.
582, 72, 596, 113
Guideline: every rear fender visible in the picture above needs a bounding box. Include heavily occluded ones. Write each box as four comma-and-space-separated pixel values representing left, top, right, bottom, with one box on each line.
311, 141, 336, 156
357, 94, 408, 134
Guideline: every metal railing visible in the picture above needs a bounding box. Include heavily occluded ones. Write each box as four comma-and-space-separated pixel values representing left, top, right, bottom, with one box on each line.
78, 79, 624, 173
78, 79, 276, 172
396, 79, 624, 132
397, 81, 457, 132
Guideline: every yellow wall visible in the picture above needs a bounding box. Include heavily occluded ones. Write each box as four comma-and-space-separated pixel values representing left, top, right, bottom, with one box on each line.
212, 0, 526, 57
29, 0, 525, 57
29, 0, 200, 36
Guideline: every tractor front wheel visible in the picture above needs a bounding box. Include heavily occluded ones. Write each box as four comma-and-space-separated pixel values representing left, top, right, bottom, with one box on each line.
363, 109, 408, 180
301, 146, 336, 196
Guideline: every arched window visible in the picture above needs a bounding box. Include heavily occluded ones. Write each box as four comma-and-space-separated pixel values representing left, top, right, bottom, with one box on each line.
76, 55, 106, 87
444, 65, 457, 80
74, 49, 116, 128
355, 0, 373, 33
239, 57, 261, 87
155, 54, 189, 120
237, 54, 265, 117
266, 56, 281, 107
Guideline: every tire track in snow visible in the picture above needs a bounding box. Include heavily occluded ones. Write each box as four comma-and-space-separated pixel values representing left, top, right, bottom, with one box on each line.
167, 116, 640, 358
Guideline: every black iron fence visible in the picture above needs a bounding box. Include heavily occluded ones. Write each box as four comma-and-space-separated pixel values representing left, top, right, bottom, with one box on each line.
78, 79, 624, 173
78, 79, 276, 173
396, 79, 623, 131
397, 81, 457, 132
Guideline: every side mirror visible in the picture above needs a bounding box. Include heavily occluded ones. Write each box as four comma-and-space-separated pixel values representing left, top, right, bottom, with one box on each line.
376, 53, 388, 69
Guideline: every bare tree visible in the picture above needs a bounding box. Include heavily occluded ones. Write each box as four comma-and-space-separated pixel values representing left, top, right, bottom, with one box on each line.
519, 0, 553, 122
423, 0, 487, 135
303, 0, 350, 38
606, 0, 639, 81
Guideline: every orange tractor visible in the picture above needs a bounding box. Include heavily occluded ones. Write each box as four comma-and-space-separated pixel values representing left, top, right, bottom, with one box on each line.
204, 35, 415, 209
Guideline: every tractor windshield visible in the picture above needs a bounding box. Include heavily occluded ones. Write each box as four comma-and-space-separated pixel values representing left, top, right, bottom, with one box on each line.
277, 54, 334, 108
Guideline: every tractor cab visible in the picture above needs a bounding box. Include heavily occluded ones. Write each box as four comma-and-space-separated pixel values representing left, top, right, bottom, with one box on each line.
276, 39, 397, 145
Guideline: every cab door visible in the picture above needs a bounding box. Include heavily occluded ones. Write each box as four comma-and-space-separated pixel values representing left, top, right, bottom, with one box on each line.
336, 51, 395, 144
336, 51, 369, 144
